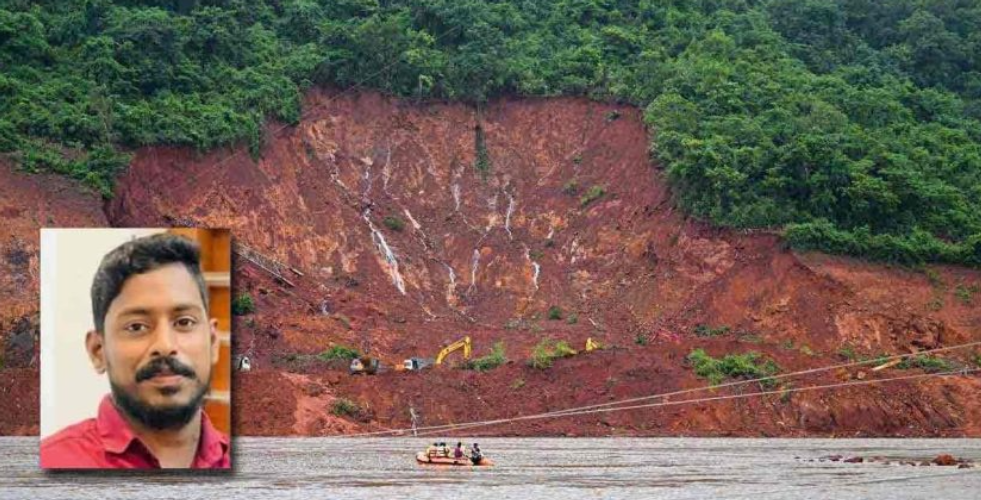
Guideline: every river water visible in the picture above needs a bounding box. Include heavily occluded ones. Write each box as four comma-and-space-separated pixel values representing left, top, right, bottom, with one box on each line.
1, 437, 979, 499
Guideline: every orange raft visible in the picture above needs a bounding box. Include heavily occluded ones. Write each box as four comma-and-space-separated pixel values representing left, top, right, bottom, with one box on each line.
416, 451, 494, 466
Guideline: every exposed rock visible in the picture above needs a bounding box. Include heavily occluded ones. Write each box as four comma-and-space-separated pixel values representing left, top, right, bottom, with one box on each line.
2, 92, 981, 437
2, 314, 37, 368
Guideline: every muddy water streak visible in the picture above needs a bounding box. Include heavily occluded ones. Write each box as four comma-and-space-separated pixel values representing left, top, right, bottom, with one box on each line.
1, 438, 979, 499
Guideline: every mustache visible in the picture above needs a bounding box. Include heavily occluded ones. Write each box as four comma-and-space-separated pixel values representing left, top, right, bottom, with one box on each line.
135, 357, 197, 383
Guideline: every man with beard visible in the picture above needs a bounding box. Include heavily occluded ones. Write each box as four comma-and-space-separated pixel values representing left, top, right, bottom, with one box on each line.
40, 233, 230, 469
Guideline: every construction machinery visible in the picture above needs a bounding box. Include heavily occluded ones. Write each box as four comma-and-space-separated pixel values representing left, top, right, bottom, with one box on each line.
349, 357, 381, 375
435, 336, 472, 365
350, 355, 410, 375
236, 355, 252, 372
348, 336, 475, 373
403, 357, 435, 371
403, 336, 472, 371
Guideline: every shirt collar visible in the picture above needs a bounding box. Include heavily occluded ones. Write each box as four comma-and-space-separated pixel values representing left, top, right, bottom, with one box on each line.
195, 407, 230, 466
96, 394, 140, 455
95, 394, 230, 463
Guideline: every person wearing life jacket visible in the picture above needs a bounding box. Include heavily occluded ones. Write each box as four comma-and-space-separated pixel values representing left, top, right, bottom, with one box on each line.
453, 442, 465, 460
425, 442, 438, 458
470, 443, 483, 465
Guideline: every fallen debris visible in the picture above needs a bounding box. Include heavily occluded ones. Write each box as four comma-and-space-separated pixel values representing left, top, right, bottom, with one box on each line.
812, 454, 976, 467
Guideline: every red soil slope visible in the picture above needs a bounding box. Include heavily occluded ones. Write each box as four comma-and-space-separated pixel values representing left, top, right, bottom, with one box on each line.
0, 164, 108, 434
2, 90, 979, 436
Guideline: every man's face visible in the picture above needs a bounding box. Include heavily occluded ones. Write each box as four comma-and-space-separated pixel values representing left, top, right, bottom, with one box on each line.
86, 263, 218, 427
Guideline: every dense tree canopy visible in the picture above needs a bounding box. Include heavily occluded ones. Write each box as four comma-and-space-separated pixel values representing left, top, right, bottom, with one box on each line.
2, 0, 981, 266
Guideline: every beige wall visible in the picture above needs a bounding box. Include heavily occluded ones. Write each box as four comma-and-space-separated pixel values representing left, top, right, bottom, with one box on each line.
40, 228, 164, 438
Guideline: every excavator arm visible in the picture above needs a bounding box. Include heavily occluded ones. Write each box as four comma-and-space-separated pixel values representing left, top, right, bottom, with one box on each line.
435, 336, 472, 365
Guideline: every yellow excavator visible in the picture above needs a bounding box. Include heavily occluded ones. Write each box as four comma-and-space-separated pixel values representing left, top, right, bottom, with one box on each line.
362, 336, 589, 373
403, 336, 472, 370
436, 336, 472, 365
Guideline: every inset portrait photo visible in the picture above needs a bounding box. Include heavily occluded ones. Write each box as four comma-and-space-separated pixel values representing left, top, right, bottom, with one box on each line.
40, 228, 232, 469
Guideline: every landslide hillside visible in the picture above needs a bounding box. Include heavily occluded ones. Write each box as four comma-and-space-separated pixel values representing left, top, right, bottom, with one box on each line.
4, 90, 979, 437
0, 164, 108, 435
3, 0, 981, 436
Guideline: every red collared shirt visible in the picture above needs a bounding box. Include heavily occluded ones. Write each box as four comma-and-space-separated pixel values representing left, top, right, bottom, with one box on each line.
40, 395, 230, 469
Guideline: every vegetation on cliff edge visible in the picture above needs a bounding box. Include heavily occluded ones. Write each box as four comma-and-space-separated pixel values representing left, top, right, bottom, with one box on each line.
2, 1, 981, 265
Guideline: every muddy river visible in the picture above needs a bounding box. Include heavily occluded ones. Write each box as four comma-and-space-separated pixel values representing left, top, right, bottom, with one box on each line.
1, 437, 979, 499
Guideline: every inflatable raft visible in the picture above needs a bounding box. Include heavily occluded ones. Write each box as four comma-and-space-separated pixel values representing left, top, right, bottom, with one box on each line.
416, 451, 494, 466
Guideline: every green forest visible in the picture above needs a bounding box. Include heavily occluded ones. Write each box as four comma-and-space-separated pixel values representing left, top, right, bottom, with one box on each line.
2, 0, 981, 266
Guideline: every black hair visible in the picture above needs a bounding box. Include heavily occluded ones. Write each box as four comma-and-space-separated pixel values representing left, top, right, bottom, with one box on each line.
91, 233, 208, 333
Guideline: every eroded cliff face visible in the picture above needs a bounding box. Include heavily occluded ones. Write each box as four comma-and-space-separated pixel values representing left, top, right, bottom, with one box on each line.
0, 165, 108, 434
2, 90, 980, 436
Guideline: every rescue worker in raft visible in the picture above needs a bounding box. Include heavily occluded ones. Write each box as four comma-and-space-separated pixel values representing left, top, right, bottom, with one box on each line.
469, 443, 483, 465
40, 234, 229, 469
